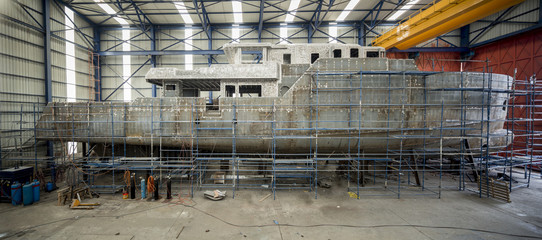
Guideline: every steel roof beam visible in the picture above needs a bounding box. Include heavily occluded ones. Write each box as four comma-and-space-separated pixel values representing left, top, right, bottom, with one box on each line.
52, 0, 95, 49
103, 58, 151, 101
97, 21, 397, 31
54, 0, 95, 26
263, 0, 313, 23
126, 0, 153, 40
308, 0, 323, 42
15, 1, 44, 30
258, 0, 265, 42
193, 0, 212, 39
469, 6, 517, 45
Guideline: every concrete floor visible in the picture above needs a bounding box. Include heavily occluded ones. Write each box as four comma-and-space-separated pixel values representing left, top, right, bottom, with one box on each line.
1, 174, 541, 240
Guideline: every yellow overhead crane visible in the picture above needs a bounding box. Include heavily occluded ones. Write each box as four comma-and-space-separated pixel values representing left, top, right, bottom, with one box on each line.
372, 0, 526, 50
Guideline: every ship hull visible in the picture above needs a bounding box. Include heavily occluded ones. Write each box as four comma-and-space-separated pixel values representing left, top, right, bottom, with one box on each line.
36, 59, 512, 155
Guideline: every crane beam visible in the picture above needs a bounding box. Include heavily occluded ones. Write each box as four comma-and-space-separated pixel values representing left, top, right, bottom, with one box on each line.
372, 0, 526, 50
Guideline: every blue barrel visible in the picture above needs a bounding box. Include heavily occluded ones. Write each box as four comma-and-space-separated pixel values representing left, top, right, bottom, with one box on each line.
22, 183, 33, 206
11, 182, 22, 206
46, 182, 54, 192
32, 180, 40, 202
141, 178, 146, 199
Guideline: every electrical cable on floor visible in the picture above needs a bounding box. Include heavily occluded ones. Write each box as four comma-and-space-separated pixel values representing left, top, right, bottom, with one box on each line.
4, 198, 542, 240
171, 200, 542, 239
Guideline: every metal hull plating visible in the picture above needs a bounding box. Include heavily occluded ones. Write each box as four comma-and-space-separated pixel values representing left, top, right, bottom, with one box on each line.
36, 58, 511, 155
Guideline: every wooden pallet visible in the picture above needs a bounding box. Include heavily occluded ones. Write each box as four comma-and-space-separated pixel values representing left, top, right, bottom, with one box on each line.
57, 186, 92, 206
479, 178, 511, 203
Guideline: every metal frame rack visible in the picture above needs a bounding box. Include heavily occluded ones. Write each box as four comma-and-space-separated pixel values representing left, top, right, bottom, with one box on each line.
489, 75, 542, 191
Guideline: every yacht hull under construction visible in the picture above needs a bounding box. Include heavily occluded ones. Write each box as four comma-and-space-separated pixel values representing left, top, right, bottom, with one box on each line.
36, 56, 512, 156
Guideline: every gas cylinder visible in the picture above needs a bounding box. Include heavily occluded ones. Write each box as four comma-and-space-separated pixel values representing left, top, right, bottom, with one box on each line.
130, 174, 136, 199
11, 182, 22, 206
154, 177, 159, 200
22, 182, 33, 206
166, 177, 172, 199
32, 180, 40, 202
140, 177, 146, 199
46, 182, 54, 192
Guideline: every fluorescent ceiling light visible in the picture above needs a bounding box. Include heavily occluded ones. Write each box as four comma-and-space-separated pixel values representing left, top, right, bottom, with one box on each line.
336, 0, 360, 22
232, 1, 243, 23
94, 0, 129, 25
387, 0, 421, 21
285, 0, 301, 23
174, 1, 193, 24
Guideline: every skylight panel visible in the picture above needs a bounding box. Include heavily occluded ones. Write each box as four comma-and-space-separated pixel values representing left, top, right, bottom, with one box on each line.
65, 6, 77, 154
94, 0, 116, 14
285, 0, 301, 23
122, 28, 131, 102
94, 0, 129, 25
185, 28, 193, 70
280, 23, 288, 44
387, 0, 421, 21
232, 1, 243, 23
174, 1, 194, 24
232, 24, 240, 43
336, 0, 360, 22
65, 7, 76, 103
114, 17, 129, 25
329, 22, 337, 43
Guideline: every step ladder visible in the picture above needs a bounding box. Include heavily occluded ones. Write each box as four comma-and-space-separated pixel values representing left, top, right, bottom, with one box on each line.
88, 50, 100, 101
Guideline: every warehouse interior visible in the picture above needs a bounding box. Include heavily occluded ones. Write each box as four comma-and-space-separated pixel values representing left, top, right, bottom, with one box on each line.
1, 0, 542, 239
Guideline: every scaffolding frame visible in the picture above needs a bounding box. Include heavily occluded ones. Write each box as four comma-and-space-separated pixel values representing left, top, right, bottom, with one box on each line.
4, 61, 541, 201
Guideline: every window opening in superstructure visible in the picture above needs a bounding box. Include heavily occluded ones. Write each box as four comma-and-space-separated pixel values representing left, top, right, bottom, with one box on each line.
366, 51, 379, 58
333, 49, 341, 58
350, 48, 359, 58
165, 84, 176, 91
311, 53, 319, 64
283, 54, 291, 64
239, 85, 262, 97
226, 85, 235, 97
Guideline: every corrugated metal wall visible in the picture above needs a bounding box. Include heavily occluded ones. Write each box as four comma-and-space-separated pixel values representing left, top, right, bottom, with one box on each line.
1, 1, 45, 167
1, 1, 94, 104
1, 1, 94, 165
470, 0, 540, 46
101, 28, 153, 101
0, 1, 45, 105
49, 1, 94, 102
466, 27, 542, 156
